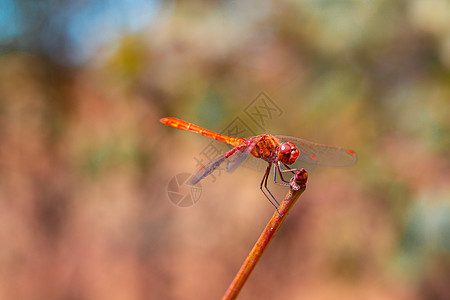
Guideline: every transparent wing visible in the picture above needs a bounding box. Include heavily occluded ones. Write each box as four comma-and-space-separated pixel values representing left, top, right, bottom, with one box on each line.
190, 153, 228, 185
190, 140, 258, 184
226, 139, 258, 172
275, 135, 357, 168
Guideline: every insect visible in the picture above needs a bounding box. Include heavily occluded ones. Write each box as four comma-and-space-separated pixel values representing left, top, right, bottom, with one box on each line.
160, 117, 357, 208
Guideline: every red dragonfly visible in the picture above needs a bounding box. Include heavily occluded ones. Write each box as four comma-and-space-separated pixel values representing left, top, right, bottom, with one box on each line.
160, 117, 357, 208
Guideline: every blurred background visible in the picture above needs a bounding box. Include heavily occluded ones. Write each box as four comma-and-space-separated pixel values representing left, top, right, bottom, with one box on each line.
1, 0, 449, 299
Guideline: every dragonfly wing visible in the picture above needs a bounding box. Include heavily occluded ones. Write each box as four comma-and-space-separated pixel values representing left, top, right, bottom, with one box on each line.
275, 135, 357, 168
225, 141, 255, 173
190, 154, 227, 185
190, 140, 257, 184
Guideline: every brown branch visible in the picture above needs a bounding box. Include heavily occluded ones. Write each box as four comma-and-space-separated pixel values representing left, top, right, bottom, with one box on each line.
222, 169, 308, 300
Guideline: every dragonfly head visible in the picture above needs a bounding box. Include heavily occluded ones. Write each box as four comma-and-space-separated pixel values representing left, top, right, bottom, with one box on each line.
278, 142, 299, 165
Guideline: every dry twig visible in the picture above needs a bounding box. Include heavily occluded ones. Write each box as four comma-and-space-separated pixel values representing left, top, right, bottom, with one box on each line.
222, 169, 308, 300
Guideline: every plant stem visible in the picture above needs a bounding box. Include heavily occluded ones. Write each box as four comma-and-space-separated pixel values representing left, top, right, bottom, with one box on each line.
222, 169, 308, 300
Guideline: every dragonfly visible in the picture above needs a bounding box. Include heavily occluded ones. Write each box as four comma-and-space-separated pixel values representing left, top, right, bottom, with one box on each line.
160, 117, 357, 209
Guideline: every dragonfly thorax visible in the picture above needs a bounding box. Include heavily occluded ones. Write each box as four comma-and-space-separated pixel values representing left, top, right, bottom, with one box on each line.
250, 135, 279, 163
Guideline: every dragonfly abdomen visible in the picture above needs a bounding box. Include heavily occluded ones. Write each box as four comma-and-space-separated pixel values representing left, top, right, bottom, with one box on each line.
160, 117, 244, 146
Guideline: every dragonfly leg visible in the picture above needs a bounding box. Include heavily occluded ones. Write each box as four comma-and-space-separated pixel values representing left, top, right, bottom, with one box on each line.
274, 162, 297, 186
259, 164, 281, 215
282, 163, 297, 174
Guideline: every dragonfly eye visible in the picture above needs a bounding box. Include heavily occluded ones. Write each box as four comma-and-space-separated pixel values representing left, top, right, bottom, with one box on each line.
280, 143, 292, 154
279, 142, 299, 164
289, 146, 299, 164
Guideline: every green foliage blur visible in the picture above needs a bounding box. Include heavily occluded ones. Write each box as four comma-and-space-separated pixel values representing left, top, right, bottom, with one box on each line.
0, 0, 449, 299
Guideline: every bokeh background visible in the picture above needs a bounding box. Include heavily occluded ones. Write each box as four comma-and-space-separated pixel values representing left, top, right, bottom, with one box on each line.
1, 1, 449, 299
